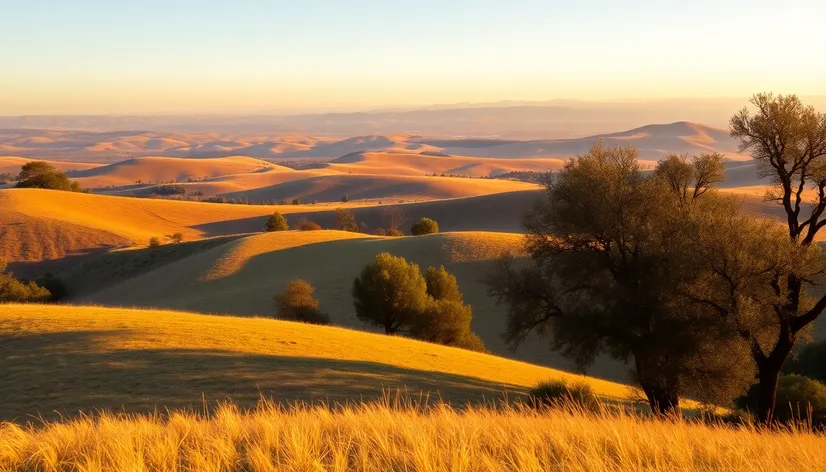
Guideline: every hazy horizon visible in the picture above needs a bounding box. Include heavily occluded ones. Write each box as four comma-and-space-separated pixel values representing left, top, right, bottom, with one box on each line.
2, 0, 824, 115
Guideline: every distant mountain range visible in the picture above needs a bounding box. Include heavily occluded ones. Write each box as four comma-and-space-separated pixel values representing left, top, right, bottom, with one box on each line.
0, 121, 746, 163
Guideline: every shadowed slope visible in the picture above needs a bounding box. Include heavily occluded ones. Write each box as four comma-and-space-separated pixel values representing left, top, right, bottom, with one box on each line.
0, 304, 629, 421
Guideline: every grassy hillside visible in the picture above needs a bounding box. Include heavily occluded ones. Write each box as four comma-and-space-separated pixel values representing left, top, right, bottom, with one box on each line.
72, 230, 614, 379
0, 188, 539, 268
0, 304, 629, 422
326, 151, 565, 177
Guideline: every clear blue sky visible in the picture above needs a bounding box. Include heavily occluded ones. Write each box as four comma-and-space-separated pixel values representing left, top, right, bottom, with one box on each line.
1, 0, 824, 114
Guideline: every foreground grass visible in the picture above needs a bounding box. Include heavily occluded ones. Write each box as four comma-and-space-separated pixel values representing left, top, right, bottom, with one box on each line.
2, 400, 825, 471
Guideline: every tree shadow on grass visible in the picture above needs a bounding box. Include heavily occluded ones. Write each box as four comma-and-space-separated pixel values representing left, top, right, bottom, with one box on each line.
0, 330, 528, 424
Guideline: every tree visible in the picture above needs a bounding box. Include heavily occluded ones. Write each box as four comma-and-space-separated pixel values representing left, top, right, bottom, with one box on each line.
352, 253, 429, 334
341, 194, 349, 203
654, 153, 725, 203
411, 217, 439, 235
0, 260, 51, 302
148, 237, 162, 248
0, 172, 16, 183
484, 142, 754, 415
275, 279, 330, 325
335, 208, 358, 232
425, 265, 463, 302
167, 232, 184, 244
266, 212, 289, 231
728, 93, 826, 423
380, 206, 407, 233
15, 161, 79, 191
292, 198, 301, 205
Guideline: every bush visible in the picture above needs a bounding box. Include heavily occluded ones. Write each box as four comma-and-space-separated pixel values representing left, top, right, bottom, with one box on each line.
528, 379, 599, 411
352, 253, 429, 334
409, 299, 472, 345
292, 198, 301, 205
335, 208, 358, 232
266, 212, 289, 232
0, 172, 16, 183
0, 261, 51, 303
386, 228, 404, 237
453, 332, 488, 353
152, 184, 186, 196
275, 279, 330, 325
787, 340, 826, 383
738, 374, 826, 427
34, 273, 67, 301
375, 228, 387, 236
297, 219, 322, 231
411, 217, 439, 235
148, 237, 162, 248
341, 194, 349, 203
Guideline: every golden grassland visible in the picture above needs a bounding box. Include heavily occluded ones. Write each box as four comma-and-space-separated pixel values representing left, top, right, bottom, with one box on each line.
0, 304, 629, 422
2, 400, 825, 471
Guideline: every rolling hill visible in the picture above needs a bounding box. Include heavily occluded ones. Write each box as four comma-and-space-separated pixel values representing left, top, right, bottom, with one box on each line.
0, 303, 630, 421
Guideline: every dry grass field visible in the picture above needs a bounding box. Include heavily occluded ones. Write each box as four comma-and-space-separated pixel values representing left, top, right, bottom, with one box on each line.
3, 400, 825, 472
0, 304, 629, 423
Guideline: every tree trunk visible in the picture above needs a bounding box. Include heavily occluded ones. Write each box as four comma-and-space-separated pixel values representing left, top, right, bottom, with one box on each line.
756, 365, 781, 425
641, 383, 680, 416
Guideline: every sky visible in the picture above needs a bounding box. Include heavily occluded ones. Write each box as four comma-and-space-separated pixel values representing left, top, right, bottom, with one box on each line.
1, 0, 825, 115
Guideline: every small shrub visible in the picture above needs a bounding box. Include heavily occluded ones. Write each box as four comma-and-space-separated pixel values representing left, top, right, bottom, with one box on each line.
0, 261, 51, 303
297, 219, 322, 231
528, 379, 599, 411
266, 212, 289, 232
335, 208, 358, 232
341, 194, 349, 203
737, 374, 826, 427
375, 228, 387, 236
386, 228, 404, 237
275, 279, 330, 325
292, 198, 301, 205
411, 217, 439, 235
148, 237, 162, 248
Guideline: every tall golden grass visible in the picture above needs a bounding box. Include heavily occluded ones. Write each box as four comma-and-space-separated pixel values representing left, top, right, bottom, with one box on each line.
2, 399, 824, 471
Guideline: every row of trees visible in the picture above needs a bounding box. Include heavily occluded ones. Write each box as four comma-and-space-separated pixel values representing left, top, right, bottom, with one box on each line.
265, 208, 440, 236
485, 93, 826, 422
274, 253, 485, 351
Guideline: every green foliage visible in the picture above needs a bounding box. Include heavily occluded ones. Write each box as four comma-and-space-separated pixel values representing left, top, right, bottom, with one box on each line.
297, 219, 322, 231
739, 375, 826, 427
411, 217, 439, 235
15, 161, 81, 191
266, 212, 289, 232
275, 279, 330, 325
352, 255, 484, 350
484, 141, 757, 415
148, 237, 162, 248
425, 265, 463, 303
0, 260, 51, 303
352, 253, 429, 334
335, 208, 358, 232
528, 379, 599, 411
787, 341, 826, 383
386, 228, 404, 237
